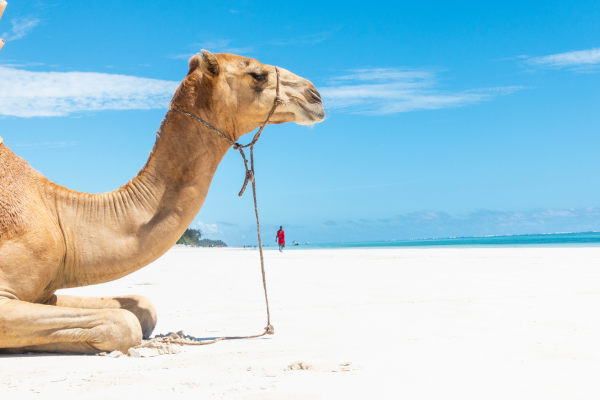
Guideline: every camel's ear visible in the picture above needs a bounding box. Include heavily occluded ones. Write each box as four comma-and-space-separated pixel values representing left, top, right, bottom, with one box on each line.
199, 49, 220, 78
187, 54, 202, 76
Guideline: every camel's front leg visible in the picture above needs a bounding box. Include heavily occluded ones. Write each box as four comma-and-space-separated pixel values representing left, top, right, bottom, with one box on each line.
0, 297, 142, 354
46, 294, 157, 339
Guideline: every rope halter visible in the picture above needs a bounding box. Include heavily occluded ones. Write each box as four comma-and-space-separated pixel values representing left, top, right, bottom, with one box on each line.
164, 66, 283, 344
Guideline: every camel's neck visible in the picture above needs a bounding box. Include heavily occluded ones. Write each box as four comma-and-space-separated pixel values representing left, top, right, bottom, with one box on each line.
49, 111, 233, 288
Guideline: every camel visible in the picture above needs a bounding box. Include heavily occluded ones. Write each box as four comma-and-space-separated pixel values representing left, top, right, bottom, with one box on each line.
0, 50, 325, 354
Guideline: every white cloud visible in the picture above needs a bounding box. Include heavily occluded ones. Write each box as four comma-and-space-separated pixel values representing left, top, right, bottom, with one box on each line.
0, 66, 179, 117
195, 221, 221, 236
320, 68, 523, 115
1, 17, 40, 42
527, 47, 600, 69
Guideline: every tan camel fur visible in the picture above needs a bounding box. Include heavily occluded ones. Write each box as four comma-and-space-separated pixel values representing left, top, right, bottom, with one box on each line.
0, 50, 325, 354
0, 1, 7, 52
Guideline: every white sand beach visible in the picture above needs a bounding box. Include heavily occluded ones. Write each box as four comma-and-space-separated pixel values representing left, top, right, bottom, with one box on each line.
1, 246, 599, 399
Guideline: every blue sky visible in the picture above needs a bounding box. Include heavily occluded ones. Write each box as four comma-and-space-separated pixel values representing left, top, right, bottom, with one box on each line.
1, 0, 599, 245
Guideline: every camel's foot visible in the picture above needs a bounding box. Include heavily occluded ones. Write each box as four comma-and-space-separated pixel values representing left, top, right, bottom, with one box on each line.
46, 294, 157, 339
0, 297, 142, 355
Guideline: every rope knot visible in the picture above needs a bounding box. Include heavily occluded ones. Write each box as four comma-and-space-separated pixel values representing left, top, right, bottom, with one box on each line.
265, 325, 275, 335
274, 97, 285, 106
233, 142, 242, 150
238, 169, 255, 197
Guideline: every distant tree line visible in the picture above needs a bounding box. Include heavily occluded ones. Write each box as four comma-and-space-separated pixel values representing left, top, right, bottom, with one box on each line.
196, 239, 227, 247
176, 228, 227, 247
176, 229, 202, 245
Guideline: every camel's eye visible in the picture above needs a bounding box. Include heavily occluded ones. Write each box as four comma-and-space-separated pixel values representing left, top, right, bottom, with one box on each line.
249, 72, 266, 82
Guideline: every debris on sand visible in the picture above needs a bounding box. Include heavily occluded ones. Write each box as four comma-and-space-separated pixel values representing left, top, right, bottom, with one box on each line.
128, 330, 211, 357
154, 330, 199, 341
286, 361, 313, 371
96, 350, 124, 358
128, 337, 182, 358
97, 331, 204, 358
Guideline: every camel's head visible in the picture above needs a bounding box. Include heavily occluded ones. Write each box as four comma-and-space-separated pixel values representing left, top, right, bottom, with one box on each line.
179, 50, 325, 139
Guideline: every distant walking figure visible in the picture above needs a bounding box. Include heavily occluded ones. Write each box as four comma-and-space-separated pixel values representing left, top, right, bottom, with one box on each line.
276, 226, 285, 252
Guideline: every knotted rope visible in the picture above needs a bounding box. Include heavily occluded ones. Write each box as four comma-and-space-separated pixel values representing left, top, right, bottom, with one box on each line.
162, 67, 282, 346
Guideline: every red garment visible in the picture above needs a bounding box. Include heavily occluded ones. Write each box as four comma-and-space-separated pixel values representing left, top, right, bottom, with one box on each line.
277, 230, 285, 245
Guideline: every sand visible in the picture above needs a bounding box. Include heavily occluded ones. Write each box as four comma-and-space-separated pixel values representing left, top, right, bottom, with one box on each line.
1, 246, 599, 399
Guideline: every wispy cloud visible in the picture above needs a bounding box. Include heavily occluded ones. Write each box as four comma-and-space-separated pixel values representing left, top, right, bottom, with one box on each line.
206, 207, 600, 245
320, 68, 524, 115
0, 66, 179, 117
216, 221, 239, 227
272, 179, 420, 196
11, 141, 78, 149
493, 55, 529, 62
269, 26, 343, 46
198, 39, 231, 49
1, 17, 40, 42
194, 221, 222, 237
169, 27, 341, 60
209, 206, 600, 246
0, 60, 45, 68
525, 47, 600, 72
322, 207, 600, 239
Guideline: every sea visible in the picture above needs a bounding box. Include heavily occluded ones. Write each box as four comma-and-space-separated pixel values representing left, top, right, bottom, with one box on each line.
267, 231, 600, 250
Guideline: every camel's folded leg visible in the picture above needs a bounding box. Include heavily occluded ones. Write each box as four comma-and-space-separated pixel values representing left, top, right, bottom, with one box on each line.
45, 294, 157, 339
0, 297, 142, 354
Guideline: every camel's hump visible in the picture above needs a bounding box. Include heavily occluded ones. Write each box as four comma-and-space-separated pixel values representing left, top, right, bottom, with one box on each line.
0, 143, 37, 241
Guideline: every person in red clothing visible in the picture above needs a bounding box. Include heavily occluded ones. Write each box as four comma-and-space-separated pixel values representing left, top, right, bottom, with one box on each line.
276, 226, 285, 252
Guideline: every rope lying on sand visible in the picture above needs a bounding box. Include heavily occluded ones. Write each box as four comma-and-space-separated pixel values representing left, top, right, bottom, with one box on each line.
158, 67, 283, 347
99, 330, 268, 358
144, 327, 275, 349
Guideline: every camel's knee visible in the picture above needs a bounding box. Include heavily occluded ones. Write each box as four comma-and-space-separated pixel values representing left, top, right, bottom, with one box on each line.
0, 298, 17, 348
92, 309, 143, 353
114, 295, 157, 339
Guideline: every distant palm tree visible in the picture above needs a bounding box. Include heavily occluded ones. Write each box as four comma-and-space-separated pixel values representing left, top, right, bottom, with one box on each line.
176, 228, 202, 245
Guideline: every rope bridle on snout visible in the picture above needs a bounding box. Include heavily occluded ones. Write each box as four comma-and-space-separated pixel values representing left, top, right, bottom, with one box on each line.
162, 67, 282, 346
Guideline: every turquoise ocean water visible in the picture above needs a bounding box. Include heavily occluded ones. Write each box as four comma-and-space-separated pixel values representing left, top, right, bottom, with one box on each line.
267, 232, 600, 250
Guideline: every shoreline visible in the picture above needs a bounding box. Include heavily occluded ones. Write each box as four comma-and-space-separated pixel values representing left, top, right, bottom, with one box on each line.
234, 231, 600, 250
195, 242, 600, 250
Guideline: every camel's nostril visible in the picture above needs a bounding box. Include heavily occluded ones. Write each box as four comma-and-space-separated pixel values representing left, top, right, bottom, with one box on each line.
305, 87, 322, 103
310, 88, 322, 100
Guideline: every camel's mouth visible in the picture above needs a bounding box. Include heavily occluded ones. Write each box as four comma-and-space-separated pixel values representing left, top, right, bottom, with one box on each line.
298, 101, 326, 124
272, 83, 325, 125
288, 85, 325, 125
269, 100, 324, 126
